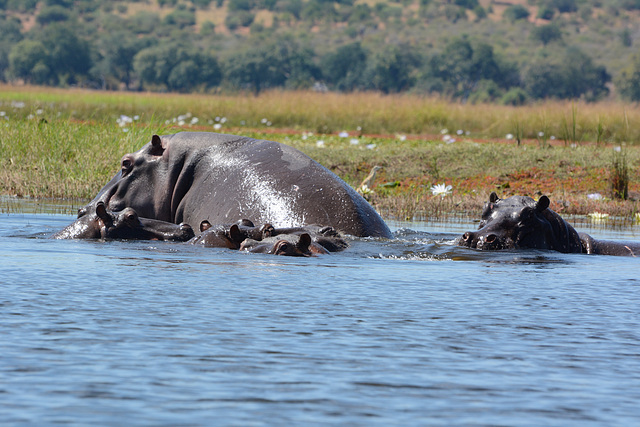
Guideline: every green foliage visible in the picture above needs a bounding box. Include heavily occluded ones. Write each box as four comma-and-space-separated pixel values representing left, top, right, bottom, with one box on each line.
423, 37, 518, 100
322, 42, 368, 91
616, 54, 640, 101
524, 48, 610, 101
0, 0, 637, 103
36, 5, 72, 25
503, 5, 530, 22
530, 23, 563, 45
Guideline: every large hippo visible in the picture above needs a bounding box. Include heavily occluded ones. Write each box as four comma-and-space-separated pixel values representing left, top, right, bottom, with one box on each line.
459, 192, 640, 256
82, 132, 392, 238
53, 202, 195, 241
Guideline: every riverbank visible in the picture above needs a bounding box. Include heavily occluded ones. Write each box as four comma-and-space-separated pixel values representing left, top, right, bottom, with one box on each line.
1, 86, 639, 221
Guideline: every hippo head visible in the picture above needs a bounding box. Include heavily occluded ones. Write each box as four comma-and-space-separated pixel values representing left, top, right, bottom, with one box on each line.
459, 192, 559, 251
54, 202, 194, 241
79, 135, 170, 221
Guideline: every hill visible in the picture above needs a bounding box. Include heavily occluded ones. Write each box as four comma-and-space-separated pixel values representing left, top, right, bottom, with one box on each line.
1, 0, 640, 102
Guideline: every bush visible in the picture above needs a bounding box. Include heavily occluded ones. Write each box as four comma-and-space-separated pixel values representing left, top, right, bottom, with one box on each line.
503, 5, 530, 22
530, 23, 563, 45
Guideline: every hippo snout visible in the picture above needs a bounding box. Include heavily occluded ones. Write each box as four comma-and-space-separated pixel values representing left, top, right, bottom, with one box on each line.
459, 231, 509, 250
179, 223, 195, 240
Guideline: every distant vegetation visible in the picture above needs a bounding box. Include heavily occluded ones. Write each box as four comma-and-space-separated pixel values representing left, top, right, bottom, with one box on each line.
1, 0, 640, 103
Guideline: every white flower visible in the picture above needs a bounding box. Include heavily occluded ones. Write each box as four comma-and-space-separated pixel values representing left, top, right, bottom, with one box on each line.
550, 136, 556, 140
116, 115, 133, 127
0, 111, 5, 117
36, 109, 44, 115
261, 118, 268, 124
614, 146, 622, 152
430, 183, 452, 198
339, 131, 349, 138
350, 138, 359, 145
190, 117, 199, 125
440, 128, 448, 134
538, 131, 544, 137
316, 140, 325, 147
220, 117, 227, 123
587, 193, 603, 200
457, 129, 464, 135
397, 134, 406, 141
506, 133, 514, 140
213, 123, 222, 130
588, 212, 609, 221
366, 143, 376, 150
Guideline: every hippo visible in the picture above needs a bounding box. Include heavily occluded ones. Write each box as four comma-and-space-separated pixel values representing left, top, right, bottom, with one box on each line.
459, 192, 640, 256
189, 219, 274, 249
240, 233, 328, 257
53, 202, 195, 241
81, 132, 392, 238
270, 224, 348, 252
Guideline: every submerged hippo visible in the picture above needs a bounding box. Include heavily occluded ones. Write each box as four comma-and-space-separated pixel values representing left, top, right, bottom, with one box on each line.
189, 219, 274, 249
53, 202, 194, 241
240, 233, 327, 257
459, 192, 640, 256
82, 132, 392, 238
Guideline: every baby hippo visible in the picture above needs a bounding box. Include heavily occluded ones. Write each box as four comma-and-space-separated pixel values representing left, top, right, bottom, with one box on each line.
52, 202, 194, 241
189, 219, 275, 249
270, 224, 348, 252
240, 233, 328, 257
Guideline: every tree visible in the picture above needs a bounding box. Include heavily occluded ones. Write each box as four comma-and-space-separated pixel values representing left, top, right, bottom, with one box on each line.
616, 53, 640, 101
530, 23, 563, 46
8, 40, 50, 84
524, 48, 610, 100
503, 5, 530, 22
423, 37, 517, 100
223, 36, 318, 93
322, 42, 368, 91
364, 44, 420, 93
38, 24, 92, 85
133, 43, 222, 91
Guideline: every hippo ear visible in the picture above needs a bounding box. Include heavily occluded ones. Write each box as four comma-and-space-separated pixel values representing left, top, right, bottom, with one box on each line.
239, 219, 255, 227
96, 202, 109, 221
229, 224, 243, 243
489, 192, 499, 203
536, 195, 550, 212
261, 223, 274, 238
150, 135, 165, 156
200, 220, 212, 232
298, 233, 312, 251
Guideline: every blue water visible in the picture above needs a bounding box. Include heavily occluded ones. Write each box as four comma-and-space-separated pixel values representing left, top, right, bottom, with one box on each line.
2, 199, 640, 425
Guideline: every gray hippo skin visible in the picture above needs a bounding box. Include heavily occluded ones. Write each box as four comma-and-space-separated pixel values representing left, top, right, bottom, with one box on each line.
459, 192, 640, 256
240, 233, 327, 256
189, 219, 273, 249
83, 132, 392, 238
53, 202, 195, 241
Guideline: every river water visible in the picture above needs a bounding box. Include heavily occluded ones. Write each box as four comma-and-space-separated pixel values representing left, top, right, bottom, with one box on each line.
2, 197, 640, 425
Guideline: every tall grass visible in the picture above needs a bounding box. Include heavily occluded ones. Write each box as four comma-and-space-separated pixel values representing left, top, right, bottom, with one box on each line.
2, 85, 640, 143
2, 85, 640, 219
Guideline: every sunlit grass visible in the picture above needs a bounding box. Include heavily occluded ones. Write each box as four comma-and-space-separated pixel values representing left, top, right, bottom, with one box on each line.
2, 85, 640, 220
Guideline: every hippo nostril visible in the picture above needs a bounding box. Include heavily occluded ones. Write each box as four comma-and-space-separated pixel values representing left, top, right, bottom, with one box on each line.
486, 234, 497, 243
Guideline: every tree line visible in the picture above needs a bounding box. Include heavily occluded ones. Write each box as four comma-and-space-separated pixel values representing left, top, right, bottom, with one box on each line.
1, 0, 639, 103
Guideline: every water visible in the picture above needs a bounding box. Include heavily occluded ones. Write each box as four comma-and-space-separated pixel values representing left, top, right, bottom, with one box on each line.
2, 198, 640, 425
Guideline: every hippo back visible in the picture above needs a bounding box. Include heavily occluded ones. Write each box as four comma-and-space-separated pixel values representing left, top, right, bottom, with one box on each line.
87, 132, 392, 238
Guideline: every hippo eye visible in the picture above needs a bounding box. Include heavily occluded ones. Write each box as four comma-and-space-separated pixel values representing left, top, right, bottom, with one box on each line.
121, 156, 134, 176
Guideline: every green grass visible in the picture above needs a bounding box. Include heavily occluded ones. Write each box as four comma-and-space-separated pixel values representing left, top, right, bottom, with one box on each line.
2, 86, 640, 220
